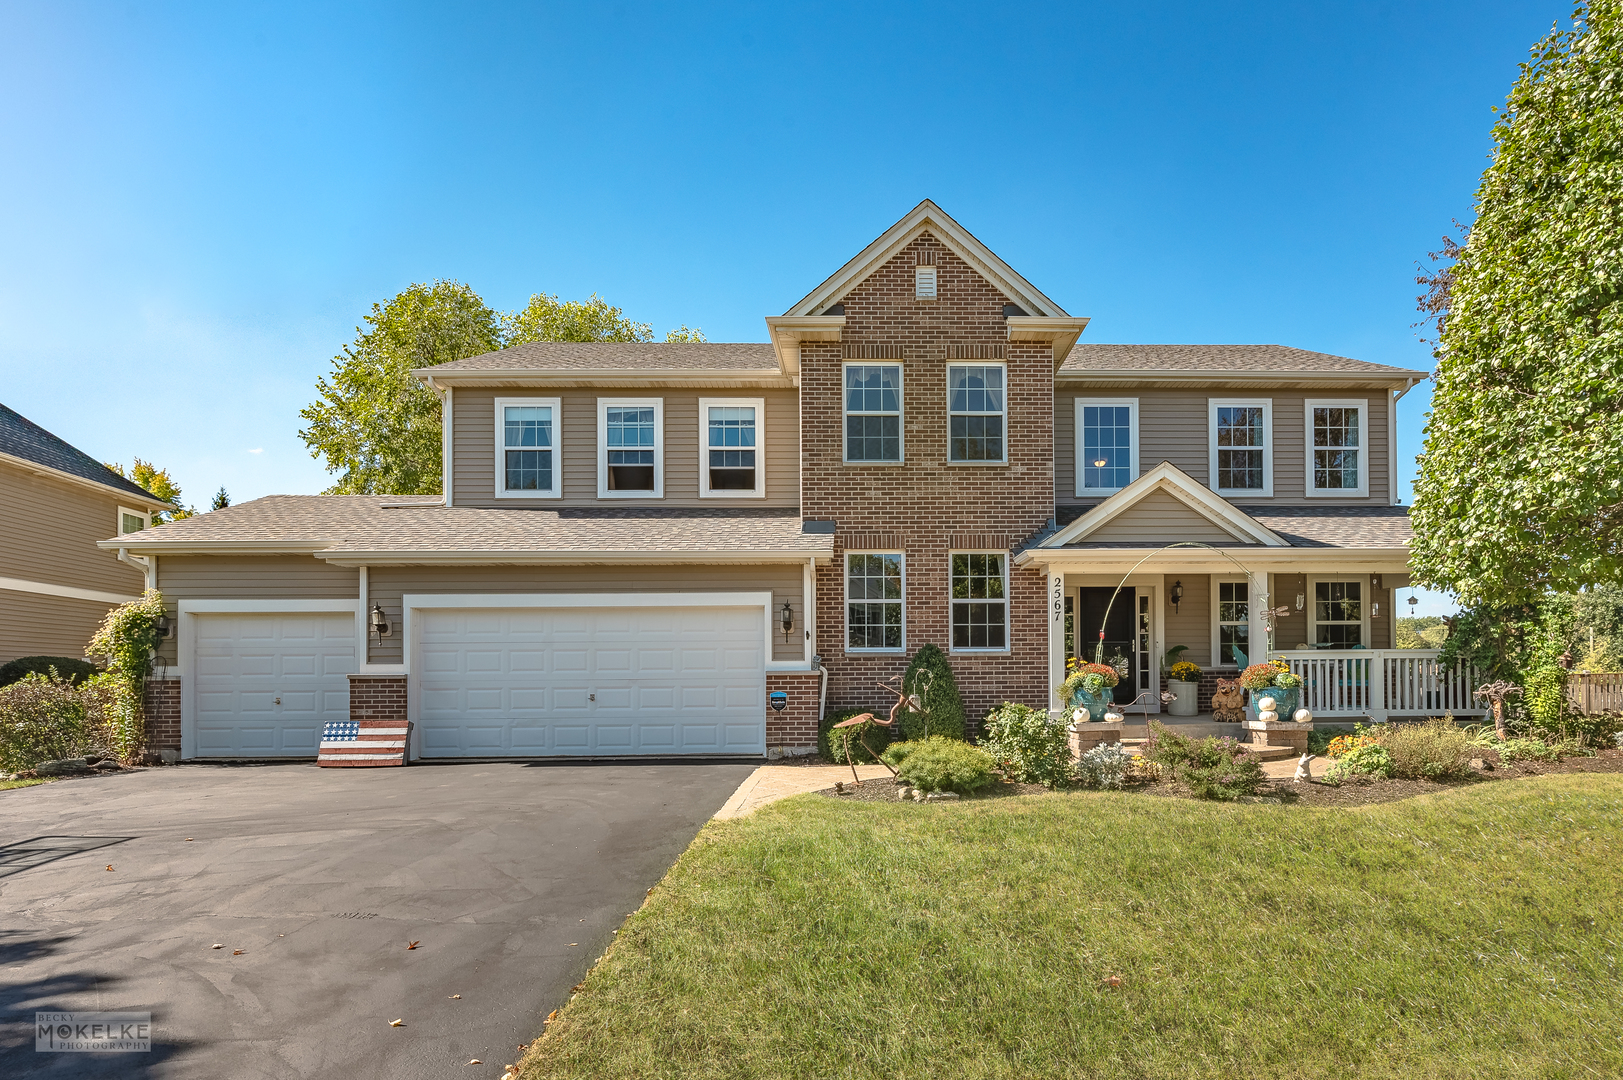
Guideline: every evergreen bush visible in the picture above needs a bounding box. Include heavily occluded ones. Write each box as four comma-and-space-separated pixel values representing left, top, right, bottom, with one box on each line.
900, 644, 965, 741
0, 656, 100, 689
894, 736, 994, 794
818, 708, 889, 764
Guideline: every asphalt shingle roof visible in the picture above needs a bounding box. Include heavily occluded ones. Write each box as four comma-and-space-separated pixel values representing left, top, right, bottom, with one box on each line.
0, 403, 167, 503
429, 341, 778, 372
1058, 344, 1427, 377
1051, 502, 1412, 549
120, 496, 833, 556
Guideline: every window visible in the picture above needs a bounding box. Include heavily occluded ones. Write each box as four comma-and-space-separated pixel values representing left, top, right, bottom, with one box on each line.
597, 399, 663, 497
844, 364, 902, 463
1075, 397, 1138, 493
494, 398, 561, 498
118, 507, 149, 534
846, 552, 904, 651
699, 398, 764, 497
1216, 579, 1250, 666
1208, 399, 1273, 496
951, 552, 1008, 651
947, 364, 1006, 463
1312, 579, 1365, 647
915, 266, 937, 298
1306, 400, 1369, 496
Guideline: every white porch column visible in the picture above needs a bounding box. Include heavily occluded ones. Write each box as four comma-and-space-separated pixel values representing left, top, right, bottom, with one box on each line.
1248, 571, 1272, 662
1048, 571, 1067, 716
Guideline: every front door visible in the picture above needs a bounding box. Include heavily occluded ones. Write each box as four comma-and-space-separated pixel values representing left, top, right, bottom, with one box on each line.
1077, 587, 1137, 699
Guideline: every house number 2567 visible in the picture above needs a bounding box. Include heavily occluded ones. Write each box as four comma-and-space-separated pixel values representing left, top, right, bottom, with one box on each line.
1051, 576, 1064, 623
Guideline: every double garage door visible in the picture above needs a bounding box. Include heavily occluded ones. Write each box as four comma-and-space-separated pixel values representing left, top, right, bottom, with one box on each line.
190, 603, 765, 758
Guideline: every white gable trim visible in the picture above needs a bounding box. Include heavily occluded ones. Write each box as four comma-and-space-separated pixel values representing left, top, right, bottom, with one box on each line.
782, 200, 1069, 320
1040, 461, 1289, 549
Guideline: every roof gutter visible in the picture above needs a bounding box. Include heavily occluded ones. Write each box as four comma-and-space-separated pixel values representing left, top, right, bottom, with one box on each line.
96, 539, 337, 557
413, 367, 793, 389
1054, 368, 1428, 385
763, 316, 845, 376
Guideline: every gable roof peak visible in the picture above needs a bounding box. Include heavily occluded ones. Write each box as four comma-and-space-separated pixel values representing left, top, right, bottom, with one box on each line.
1038, 461, 1290, 549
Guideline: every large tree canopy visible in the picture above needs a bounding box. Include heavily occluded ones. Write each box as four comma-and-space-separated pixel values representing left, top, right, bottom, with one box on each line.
300, 284, 699, 495
1410, 1, 1623, 607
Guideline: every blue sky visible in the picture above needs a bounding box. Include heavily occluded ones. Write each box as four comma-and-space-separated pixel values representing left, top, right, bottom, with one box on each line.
0, 1, 1568, 615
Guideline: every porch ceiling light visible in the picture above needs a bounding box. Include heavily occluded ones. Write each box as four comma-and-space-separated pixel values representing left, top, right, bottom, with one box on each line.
1407, 594, 1418, 610
1295, 593, 1305, 611
780, 601, 795, 641
1169, 580, 1184, 613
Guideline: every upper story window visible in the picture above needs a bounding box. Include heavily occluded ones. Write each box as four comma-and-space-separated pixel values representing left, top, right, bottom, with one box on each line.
951, 552, 1008, 651
844, 364, 902, 463
1209, 398, 1273, 497
947, 364, 1006, 464
846, 552, 904, 651
1076, 397, 1138, 494
1306, 400, 1369, 497
118, 507, 149, 533
495, 397, 561, 498
598, 398, 663, 498
699, 398, 764, 498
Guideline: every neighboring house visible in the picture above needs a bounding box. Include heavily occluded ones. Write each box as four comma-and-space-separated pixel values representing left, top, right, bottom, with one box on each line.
1, 404, 171, 664
106, 202, 1428, 762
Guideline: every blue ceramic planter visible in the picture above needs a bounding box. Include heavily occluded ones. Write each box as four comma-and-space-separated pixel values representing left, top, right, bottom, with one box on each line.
1249, 685, 1300, 721
1069, 685, 1115, 718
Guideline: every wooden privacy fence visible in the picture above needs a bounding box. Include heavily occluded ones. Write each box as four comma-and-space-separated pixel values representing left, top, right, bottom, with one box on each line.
1569, 673, 1623, 714
1274, 650, 1486, 723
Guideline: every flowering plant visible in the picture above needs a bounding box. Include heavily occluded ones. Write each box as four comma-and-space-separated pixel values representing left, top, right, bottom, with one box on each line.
1273, 670, 1302, 690
1238, 660, 1290, 691
1056, 659, 1120, 703
1168, 661, 1202, 683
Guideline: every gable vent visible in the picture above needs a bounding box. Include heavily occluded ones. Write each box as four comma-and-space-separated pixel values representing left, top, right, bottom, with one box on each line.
915, 266, 937, 299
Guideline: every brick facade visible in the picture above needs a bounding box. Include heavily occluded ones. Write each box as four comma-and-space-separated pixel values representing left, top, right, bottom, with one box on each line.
803, 232, 1054, 732
765, 670, 821, 755
142, 677, 181, 756
348, 675, 408, 722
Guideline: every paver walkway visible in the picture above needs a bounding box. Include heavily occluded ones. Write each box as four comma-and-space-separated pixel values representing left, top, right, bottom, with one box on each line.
714, 763, 892, 819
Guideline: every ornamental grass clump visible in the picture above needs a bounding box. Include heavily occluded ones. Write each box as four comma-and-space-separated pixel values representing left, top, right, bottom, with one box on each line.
894, 736, 995, 795
1144, 721, 1267, 801
981, 703, 1072, 788
1383, 716, 1475, 780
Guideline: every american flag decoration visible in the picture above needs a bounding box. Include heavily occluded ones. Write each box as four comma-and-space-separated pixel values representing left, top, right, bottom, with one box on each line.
318, 720, 410, 767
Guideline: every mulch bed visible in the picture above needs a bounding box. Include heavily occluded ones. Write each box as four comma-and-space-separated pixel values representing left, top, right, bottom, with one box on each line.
816, 748, 1623, 808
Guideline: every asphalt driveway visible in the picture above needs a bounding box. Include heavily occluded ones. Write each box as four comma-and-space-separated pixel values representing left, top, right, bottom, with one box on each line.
0, 759, 757, 1079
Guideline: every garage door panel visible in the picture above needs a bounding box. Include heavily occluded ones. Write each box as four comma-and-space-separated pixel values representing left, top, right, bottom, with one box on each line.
191, 613, 355, 757
417, 604, 765, 756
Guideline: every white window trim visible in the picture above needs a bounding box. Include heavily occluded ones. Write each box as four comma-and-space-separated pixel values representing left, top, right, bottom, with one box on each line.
1210, 574, 1251, 669
1208, 398, 1274, 498
597, 397, 664, 499
948, 550, 1011, 655
1306, 575, 1372, 649
945, 361, 1008, 466
493, 396, 562, 499
844, 550, 906, 654
698, 397, 766, 499
842, 362, 905, 466
1074, 396, 1139, 495
117, 506, 151, 534
1304, 399, 1370, 498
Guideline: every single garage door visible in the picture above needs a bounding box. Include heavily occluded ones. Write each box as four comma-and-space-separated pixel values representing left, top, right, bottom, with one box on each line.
417, 604, 766, 757
193, 613, 356, 757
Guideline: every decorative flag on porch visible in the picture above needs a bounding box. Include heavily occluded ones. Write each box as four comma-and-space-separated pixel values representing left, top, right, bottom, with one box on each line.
318, 720, 410, 767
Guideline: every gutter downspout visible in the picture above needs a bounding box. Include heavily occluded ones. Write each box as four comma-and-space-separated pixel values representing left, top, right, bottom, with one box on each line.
1391, 377, 1421, 505
117, 548, 156, 592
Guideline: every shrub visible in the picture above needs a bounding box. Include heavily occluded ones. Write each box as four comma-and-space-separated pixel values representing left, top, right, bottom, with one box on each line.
1313, 727, 1365, 757
85, 590, 166, 759
0, 656, 100, 689
1524, 665, 1570, 730
1168, 661, 1201, 683
1074, 743, 1129, 790
1488, 736, 1561, 763
900, 644, 966, 741
1144, 721, 1267, 800
1323, 743, 1394, 786
0, 673, 112, 772
1383, 717, 1475, 780
895, 736, 994, 794
819, 708, 889, 764
981, 703, 1072, 788
881, 741, 916, 769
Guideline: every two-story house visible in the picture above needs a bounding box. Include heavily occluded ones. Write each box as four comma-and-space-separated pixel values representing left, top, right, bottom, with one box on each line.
108, 202, 1425, 761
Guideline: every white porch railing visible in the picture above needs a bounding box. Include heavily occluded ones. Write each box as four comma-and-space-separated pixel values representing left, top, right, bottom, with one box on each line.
1273, 650, 1486, 723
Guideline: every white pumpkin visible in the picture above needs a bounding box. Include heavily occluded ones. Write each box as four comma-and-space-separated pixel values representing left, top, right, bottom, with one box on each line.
1256, 696, 1277, 712
1073, 708, 1090, 724
1258, 710, 1279, 724
1293, 708, 1314, 724
1103, 710, 1124, 724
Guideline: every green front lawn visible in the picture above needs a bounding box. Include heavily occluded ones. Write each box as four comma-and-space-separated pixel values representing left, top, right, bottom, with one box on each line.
521, 777, 1623, 1080
0, 777, 52, 790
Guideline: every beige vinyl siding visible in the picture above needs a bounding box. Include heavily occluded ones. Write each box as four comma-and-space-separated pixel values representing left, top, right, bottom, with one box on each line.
153, 556, 360, 666
1162, 574, 1211, 668
0, 587, 119, 665
365, 563, 807, 665
1271, 572, 1310, 649
453, 388, 800, 507
1085, 491, 1243, 545
1055, 389, 1392, 506
0, 464, 148, 595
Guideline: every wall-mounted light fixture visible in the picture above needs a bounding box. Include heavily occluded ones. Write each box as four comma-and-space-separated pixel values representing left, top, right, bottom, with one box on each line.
369, 603, 392, 645
155, 613, 173, 640
780, 601, 795, 642
1169, 580, 1184, 613
1371, 573, 1383, 589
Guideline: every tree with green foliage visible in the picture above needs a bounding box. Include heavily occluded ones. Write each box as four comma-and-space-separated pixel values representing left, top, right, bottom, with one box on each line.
300, 282, 701, 494
900, 643, 966, 741
106, 458, 191, 522
1411, 2, 1623, 608
210, 487, 230, 511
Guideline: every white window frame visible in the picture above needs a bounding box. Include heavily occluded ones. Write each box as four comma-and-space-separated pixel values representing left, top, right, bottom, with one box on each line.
844, 550, 906, 654
1074, 397, 1139, 495
1304, 399, 1370, 498
945, 362, 1008, 466
948, 550, 1011, 654
1210, 574, 1252, 669
117, 506, 151, 534
697, 397, 766, 499
493, 396, 562, 499
1208, 398, 1274, 498
597, 398, 664, 499
1307, 575, 1371, 649
842, 362, 905, 465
